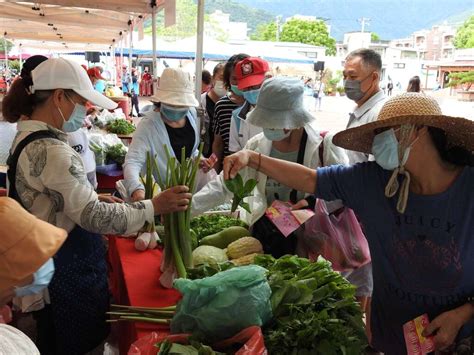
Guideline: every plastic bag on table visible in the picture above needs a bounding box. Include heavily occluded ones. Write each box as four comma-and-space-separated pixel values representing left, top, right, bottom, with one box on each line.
170, 265, 272, 342
128, 327, 267, 355
303, 199, 371, 271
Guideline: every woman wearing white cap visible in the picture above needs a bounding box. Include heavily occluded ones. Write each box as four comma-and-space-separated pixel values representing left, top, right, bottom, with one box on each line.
124, 67, 208, 202
2, 58, 192, 354
223, 93, 474, 354
192, 77, 348, 256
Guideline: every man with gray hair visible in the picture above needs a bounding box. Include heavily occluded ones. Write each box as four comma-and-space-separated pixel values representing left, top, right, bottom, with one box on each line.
342, 48, 386, 348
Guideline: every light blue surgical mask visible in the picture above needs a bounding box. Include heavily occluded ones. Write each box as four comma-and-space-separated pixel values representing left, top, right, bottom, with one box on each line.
57, 96, 87, 133
14, 258, 55, 298
242, 88, 260, 105
263, 128, 291, 141
372, 128, 412, 170
231, 84, 244, 96
161, 104, 189, 121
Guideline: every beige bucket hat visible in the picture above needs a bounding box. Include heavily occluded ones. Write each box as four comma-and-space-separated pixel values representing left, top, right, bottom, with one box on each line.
150, 68, 199, 107
333, 92, 474, 154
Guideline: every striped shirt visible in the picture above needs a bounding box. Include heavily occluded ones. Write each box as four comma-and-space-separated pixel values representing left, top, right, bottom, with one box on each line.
213, 95, 239, 157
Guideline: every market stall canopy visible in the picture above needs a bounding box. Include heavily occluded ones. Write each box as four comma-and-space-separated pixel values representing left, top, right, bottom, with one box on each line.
0, 0, 175, 49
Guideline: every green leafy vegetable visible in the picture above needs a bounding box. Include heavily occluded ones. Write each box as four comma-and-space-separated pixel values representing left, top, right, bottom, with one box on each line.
106, 143, 127, 165
254, 255, 367, 355
224, 174, 258, 213
106, 119, 136, 135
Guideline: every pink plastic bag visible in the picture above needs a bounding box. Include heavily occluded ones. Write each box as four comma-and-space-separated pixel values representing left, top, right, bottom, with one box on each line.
128, 326, 267, 355
304, 199, 371, 271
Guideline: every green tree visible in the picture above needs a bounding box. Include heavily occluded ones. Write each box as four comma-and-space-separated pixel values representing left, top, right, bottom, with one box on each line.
448, 71, 474, 91
371, 32, 380, 42
250, 22, 277, 41
280, 19, 336, 56
454, 15, 474, 49
0, 40, 13, 54
145, 0, 225, 40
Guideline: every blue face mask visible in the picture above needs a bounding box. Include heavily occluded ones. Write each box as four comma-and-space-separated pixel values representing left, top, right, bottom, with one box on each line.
14, 258, 55, 298
372, 128, 413, 170
231, 84, 244, 96
58, 97, 87, 133
161, 104, 189, 121
263, 128, 291, 141
242, 88, 260, 105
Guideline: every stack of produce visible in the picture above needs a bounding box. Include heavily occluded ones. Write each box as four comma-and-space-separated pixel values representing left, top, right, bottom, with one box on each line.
106, 119, 136, 135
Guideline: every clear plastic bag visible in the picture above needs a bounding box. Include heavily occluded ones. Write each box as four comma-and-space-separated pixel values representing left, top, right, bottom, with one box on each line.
170, 265, 272, 342
303, 199, 371, 271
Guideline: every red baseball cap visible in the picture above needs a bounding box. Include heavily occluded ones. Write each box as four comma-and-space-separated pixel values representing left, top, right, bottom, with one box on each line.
87, 67, 105, 80
235, 57, 270, 90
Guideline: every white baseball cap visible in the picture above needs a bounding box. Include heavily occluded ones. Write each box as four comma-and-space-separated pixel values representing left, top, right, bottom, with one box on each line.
150, 68, 199, 107
31, 58, 117, 110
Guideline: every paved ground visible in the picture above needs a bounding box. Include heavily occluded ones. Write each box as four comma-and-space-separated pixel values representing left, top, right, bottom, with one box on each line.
304, 89, 474, 134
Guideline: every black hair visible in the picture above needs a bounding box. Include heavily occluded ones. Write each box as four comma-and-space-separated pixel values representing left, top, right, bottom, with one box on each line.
223, 53, 250, 90
407, 76, 421, 93
212, 63, 224, 78
201, 70, 212, 85
428, 126, 474, 167
20, 55, 48, 79
346, 48, 382, 73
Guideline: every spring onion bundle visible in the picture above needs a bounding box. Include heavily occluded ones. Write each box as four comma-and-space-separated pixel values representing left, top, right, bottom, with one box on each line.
150, 144, 204, 286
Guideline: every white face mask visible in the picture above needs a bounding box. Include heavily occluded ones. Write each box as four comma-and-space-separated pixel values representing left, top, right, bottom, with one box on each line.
213, 80, 227, 97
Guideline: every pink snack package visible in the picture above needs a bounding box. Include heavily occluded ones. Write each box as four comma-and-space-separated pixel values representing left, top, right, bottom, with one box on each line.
403, 314, 435, 355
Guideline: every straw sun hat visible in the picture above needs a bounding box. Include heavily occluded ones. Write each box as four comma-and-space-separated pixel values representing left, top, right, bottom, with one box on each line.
333, 92, 474, 154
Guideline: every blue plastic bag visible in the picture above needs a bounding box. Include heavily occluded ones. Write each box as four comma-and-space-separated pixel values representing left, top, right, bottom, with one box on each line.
170, 265, 273, 342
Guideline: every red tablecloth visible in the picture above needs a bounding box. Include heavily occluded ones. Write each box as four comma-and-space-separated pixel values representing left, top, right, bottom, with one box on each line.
108, 237, 181, 354
97, 173, 123, 193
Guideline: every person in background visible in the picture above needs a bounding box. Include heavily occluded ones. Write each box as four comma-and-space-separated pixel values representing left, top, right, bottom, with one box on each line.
387, 79, 394, 96
2, 58, 191, 354
0, 197, 67, 355
407, 75, 422, 93
342, 48, 386, 338
222, 93, 474, 355
313, 79, 325, 111
87, 67, 106, 94
121, 65, 130, 94
140, 67, 153, 96
124, 68, 202, 202
193, 77, 348, 256
200, 63, 225, 157
201, 69, 212, 93
212, 53, 249, 172
129, 68, 140, 117
228, 57, 271, 153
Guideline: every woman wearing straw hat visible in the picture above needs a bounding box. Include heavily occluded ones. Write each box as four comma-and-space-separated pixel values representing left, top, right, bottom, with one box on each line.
2, 58, 192, 354
223, 92, 474, 354
124, 67, 214, 202
192, 77, 349, 256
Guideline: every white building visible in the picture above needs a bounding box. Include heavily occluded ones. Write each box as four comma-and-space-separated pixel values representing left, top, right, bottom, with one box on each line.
209, 10, 248, 41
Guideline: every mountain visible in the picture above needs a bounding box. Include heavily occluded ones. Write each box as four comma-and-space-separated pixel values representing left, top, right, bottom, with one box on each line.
233, 0, 472, 40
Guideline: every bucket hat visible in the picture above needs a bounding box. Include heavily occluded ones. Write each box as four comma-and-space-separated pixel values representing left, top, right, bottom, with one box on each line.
31, 58, 117, 110
0, 197, 67, 291
333, 92, 474, 154
150, 68, 199, 107
246, 77, 314, 129
235, 57, 270, 90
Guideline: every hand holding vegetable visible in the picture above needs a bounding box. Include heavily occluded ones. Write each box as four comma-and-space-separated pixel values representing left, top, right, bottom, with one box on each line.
223, 150, 253, 180
152, 186, 192, 215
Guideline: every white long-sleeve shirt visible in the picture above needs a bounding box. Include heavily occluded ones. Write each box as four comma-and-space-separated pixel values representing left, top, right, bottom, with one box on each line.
9, 120, 154, 235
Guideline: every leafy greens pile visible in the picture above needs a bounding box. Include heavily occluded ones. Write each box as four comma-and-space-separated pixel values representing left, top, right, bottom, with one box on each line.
254, 255, 367, 355
106, 119, 136, 135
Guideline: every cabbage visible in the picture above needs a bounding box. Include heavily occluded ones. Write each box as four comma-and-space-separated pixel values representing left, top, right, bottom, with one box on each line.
192, 245, 228, 266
